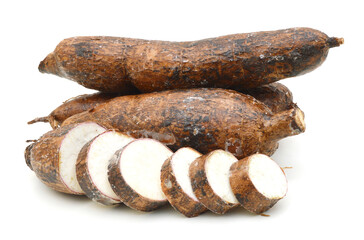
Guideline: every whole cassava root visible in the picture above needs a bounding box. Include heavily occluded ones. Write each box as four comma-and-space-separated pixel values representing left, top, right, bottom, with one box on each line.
28, 82, 295, 129
62, 88, 305, 159
39, 28, 343, 93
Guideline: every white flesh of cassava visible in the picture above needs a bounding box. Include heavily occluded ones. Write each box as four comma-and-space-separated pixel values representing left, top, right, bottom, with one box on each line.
120, 139, 173, 200
87, 131, 134, 200
59, 122, 106, 193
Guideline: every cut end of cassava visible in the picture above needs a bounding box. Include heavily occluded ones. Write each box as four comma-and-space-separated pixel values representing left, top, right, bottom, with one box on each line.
38, 52, 57, 74
229, 154, 288, 214
292, 107, 306, 133
327, 37, 344, 48
161, 147, 207, 217
108, 138, 173, 211
29, 122, 106, 194
190, 150, 239, 214
77, 130, 134, 205
59, 122, 106, 194
249, 154, 287, 199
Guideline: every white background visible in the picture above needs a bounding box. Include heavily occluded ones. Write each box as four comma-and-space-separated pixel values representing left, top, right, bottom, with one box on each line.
1, 0, 363, 239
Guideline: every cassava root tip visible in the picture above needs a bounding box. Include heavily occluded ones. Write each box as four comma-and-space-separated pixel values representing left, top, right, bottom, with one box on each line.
38, 52, 57, 74
28, 116, 49, 124
327, 37, 344, 48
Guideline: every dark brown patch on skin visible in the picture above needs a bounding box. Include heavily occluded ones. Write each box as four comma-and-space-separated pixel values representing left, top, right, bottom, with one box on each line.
39, 28, 342, 93
76, 135, 121, 206
29, 124, 84, 194
160, 150, 207, 217
63, 88, 305, 159
189, 152, 239, 214
229, 156, 286, 214
107, 147, 168, 212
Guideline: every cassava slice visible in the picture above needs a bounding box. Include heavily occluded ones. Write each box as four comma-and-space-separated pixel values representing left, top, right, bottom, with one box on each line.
229, 154, 288, 214
189, 150, 239, 214
76, 130, 134, 205
160, 147, 207, 217
26, 122, 106, 194
62, 88, 306, 159
108, 139, 173, 211
39, 28, 343, 93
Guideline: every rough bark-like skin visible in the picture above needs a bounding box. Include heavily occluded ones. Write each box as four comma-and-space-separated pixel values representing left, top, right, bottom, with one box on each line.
28, 124, 82, 194
28, 92, 138, 129
76, 136, 121, 206
39, 28, 343, 93
62, 88, 305, 159
229, 157, 287, 214
160, 151, 207, 217
29, 83, 293, 130
240, 82, 295, 114
189, 153, 239, 214
240, 82, 296, 155
108, 147, 168, 212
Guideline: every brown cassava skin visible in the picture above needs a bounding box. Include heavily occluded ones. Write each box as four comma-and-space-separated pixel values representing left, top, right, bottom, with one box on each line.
189, 151, 239, 214
160, 148, 207, 217
26, 124, 83, 194
108, 146, 168, 212
28, 82, 294, 130
63, 88, 305, 159
229, 156, 287, 214
24, 143, 34, 170
39, 28, 343, 93
240, 82, 295, 114
76, 133, 121, 206
28, 92, 131, 129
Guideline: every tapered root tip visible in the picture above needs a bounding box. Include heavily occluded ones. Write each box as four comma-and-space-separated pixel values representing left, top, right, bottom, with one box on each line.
39, 52, 57, 74
292, 108, 306, 134
28, 116, 49, 125
327, 37, 344, 48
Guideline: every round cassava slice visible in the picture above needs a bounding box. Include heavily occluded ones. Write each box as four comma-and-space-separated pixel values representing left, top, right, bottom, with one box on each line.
161, 147, 207, 217
76, 130, 134, 205
189, 150, 239, 214
229, 154, 288, 214
27, 122, 106, 194
108, 138, 173, 211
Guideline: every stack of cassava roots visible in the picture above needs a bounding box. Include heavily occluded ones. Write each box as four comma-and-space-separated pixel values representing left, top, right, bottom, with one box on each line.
25, 27, 343, 217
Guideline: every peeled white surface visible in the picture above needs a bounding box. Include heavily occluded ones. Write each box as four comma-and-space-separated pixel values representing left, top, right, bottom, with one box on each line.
59, 123, 106, 193
120, 139, 173, 201
171, 147, 202, 201
249, 154, 288, 199
87, 131, 134, 200
205, 150, 238, 204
